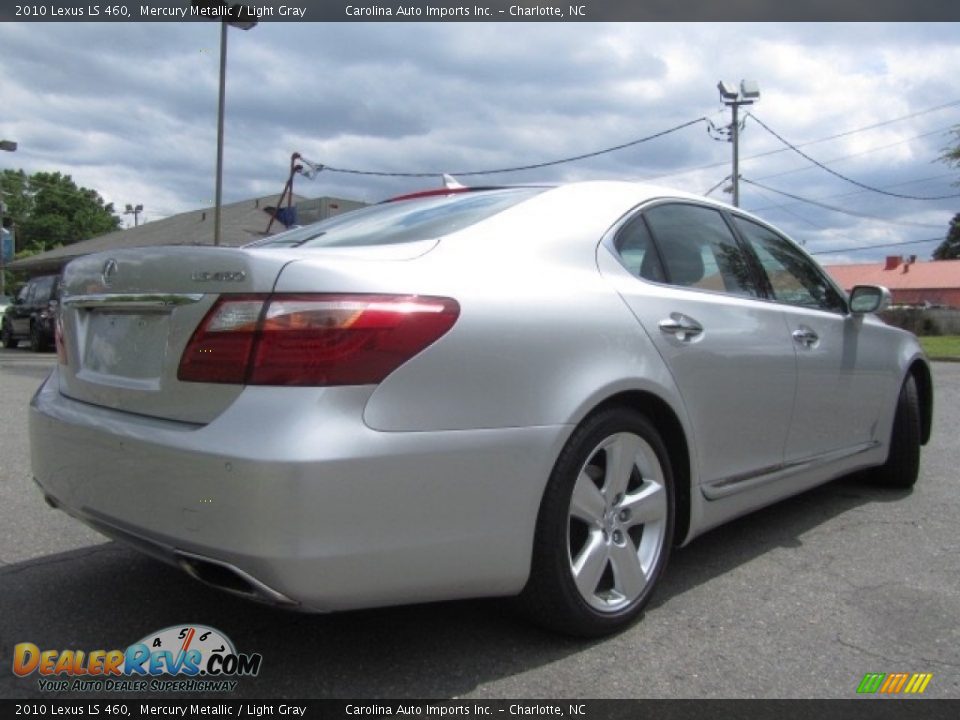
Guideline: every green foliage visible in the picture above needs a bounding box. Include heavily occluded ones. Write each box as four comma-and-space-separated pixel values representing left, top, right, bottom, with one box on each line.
942, 126, 960, 173
919, 335, 960, 359
932, 213, 960, 260
934, 127, 960, 260
0, 169, 121, 255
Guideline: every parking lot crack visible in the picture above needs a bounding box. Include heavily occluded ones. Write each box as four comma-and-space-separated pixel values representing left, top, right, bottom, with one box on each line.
836, 634, 960, 670
0, 545, 115, 577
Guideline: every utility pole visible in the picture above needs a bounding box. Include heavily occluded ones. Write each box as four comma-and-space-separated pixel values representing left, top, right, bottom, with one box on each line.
717, 81, 760, 207
0, 139, 17, 299
0, 204, 9, 300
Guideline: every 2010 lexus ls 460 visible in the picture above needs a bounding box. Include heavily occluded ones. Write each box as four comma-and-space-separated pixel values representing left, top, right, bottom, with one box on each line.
29, 182, 932, 636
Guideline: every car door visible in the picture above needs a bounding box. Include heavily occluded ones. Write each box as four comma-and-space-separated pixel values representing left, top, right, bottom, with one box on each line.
730, 215, 891, 461
601, 201, 798, 489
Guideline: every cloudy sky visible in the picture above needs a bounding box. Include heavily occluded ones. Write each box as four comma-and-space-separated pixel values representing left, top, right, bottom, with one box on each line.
0, 21, 958, 263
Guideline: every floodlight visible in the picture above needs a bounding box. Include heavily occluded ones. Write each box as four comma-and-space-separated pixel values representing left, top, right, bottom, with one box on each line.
717, 81, 739, 101
740, 80, 761, 100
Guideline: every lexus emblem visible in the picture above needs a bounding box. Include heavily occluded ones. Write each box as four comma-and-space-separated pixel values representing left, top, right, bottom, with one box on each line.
101, 258, 118, 287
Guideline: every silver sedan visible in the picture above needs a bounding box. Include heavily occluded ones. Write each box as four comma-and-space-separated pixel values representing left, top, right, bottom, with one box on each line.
29, 182, 932, 636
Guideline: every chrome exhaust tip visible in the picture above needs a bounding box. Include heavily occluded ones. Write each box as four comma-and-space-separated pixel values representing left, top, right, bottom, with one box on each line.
175, 550, 298, 608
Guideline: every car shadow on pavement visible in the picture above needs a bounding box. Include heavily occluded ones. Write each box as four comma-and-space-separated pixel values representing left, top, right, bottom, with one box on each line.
0, 472, 909, 700
652, 471, 912, 609
0, 541, 584, 700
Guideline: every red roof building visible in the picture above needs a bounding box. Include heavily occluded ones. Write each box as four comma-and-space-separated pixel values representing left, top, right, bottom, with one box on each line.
824, 256, 960, 308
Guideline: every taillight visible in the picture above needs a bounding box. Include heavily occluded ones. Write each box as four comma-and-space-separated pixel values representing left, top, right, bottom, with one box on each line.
55, 313, 67, 365
178, 294, 459, 386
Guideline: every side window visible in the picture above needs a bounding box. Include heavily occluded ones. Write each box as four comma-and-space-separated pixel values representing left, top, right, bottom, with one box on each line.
733, 217, 845, 313
613, 215, 665, 283
643, 204, 760, 298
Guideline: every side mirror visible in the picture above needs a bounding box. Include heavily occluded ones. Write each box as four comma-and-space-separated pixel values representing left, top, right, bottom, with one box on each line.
849, 285, 891, 314
13, 296, 23, 306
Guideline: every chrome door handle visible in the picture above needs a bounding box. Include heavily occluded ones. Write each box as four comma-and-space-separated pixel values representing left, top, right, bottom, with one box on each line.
792, 326, 819, 348
658, 313, 703, 341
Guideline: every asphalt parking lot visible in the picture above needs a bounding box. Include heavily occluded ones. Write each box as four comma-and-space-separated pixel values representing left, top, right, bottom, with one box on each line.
0, 346, 957, 699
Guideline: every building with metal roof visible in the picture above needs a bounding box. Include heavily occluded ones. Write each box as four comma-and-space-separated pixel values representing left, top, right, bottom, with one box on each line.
6, 194, 365, 276
825, 256, 960, 307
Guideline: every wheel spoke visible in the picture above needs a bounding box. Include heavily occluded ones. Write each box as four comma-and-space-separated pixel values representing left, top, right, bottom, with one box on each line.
572, 532, 608, 598
604, 433, 642, 500
570, 471, 606, 524
620, 481, 666, 527
609, 539, 648, 601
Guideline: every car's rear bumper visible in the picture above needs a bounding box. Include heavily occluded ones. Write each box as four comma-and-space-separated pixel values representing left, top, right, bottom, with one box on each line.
29, 370, 569, 611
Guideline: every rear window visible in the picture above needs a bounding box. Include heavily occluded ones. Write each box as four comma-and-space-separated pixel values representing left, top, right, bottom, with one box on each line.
266, 188, 544, 249
28, 276, 57, 302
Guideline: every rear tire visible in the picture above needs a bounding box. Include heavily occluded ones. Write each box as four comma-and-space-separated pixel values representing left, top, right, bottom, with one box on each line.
871, 375, 921, 489
1, 321, 16, 349
520, 408, 675, 637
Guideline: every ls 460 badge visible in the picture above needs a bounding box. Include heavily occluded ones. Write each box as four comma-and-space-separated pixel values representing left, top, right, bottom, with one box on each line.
191, 271, 247, 282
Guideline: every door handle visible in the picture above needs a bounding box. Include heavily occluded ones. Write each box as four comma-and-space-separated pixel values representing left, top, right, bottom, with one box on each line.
658, 313, 703, 341
792, 326, 819, 348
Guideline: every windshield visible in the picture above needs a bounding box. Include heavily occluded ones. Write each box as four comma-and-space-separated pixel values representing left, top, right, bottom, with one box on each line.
250, 188, 545, 249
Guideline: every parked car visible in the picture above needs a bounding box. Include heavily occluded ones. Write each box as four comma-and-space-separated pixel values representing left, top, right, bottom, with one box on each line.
29, 183, 932, 636
1, 274, 61, 351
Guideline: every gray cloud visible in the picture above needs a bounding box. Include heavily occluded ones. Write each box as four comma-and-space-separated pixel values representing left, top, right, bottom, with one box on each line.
0, 21, 956, 260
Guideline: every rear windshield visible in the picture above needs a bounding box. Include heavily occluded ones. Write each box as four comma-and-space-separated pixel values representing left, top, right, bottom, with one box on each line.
263, 188, 545, 248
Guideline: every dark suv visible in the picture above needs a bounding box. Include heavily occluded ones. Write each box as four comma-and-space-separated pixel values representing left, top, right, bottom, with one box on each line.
1, 275, 61, 352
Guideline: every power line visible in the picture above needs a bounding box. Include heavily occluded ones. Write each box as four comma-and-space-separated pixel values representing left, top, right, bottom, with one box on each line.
744, 99, 960, 160
742, 180, 828, 232
319, 117, 709, 178
741, 178, 947, 229
750, 126, 955, 183
748, 172, 957, 213
810, 236, 942, 256
702, 175, 731, 197
641, 98, 960, 183
747, 113, 960, 200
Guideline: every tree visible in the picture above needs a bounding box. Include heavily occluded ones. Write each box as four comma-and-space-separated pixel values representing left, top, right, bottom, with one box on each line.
933, 126, 960, 260
932, 213, 960, 260
941, 125, 960, 174
0, 169, 120, 255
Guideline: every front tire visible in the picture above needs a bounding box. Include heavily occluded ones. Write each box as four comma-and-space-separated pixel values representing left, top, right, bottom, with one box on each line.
520, 408, 675, 637
29, 322, 47, 352
1, 321, 16, 349
871, 375, 921, 489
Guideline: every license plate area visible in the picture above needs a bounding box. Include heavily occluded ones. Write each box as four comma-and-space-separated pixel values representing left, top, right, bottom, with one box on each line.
83, 311, 169, 380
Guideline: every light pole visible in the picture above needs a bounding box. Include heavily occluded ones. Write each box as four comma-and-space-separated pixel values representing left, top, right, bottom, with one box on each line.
717, 80, 760, 207
124, 203, 144, 227
0, 139, 17, 299
193, 3, 257, 246
211, 8, 257, 246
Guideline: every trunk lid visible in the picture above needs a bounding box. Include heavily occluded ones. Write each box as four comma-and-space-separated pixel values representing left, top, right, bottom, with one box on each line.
58, 247, 293, 424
